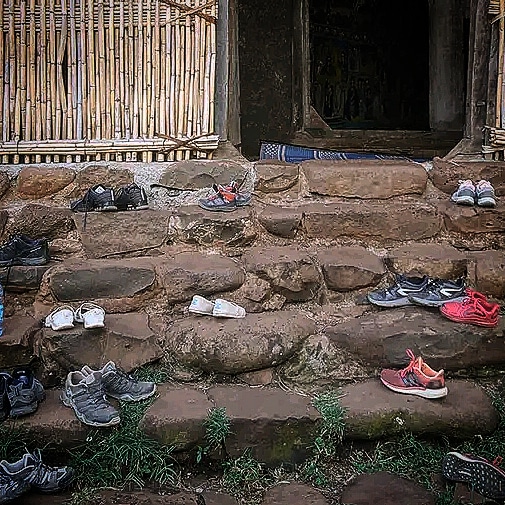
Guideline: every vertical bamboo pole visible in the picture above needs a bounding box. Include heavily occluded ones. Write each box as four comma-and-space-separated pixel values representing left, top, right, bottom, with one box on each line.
7, 0, 16, 141
184, 2, 192, 139
36, 0, 45, 140
143, 0, 152, 143
28, 0, 37, 140
193, 11, 202, 136
78, 0, 87, 139
48, 0, 57, 139
169, 12, 176, 136
159, 10, 167, 136
175, 13, 183, 140
97, 0, 106, 138
57, 0, 69, 140
0, 0, 5, 140
497, 0, 505, 128
150, 0, 160, 139
107, 0, 115, 138
87, 0, 96, 138
133, 0, 143, 138
125, 0, 134, 139
19, 1, 28, 140
117, 0, 125, 138
69, 0, 77, 138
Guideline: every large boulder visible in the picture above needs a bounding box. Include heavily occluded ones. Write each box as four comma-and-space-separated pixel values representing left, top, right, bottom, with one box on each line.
16, 166, 75, 199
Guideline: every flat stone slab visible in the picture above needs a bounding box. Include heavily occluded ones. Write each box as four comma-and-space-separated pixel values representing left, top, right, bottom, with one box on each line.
439, 201, 505, 234
341, 380, 498, 439
164, 310, 316, 374
468, 250, 505, 299
0, 264, 51, 290
0, 315, 40, 369
262, 483, 330, 504
9, 389, 90, 447
341, 472, 435, 505
154, 253, 245, 303
254, 160, 300, 193
302, 160, 428, 199
242, 246, 321, 301
302, 200, 441, 242
257, 206, 303, 238
317, 246, 386, 292
38, 312, 163, 383
74, 210, 171, 258
326, 307, 505, 370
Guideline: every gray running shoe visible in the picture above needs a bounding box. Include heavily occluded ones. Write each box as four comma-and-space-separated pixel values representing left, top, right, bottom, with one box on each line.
475, 180, 497, 208
82, 361, 156, 402
0, 472, 30, 504
60, 370, 120, 427
0, 449, 74, 494
451, 179, 476, 206
408, 277, 467, 307
367, 275, 431, 307
4, 368, 45, 418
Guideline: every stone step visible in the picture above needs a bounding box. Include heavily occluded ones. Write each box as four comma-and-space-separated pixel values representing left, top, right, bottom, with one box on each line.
11, 380, 496, 464
326, 307, 505, 371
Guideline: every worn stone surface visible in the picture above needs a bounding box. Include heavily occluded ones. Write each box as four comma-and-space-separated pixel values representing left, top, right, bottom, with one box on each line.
254, 160, 299, 193
318, 246, 386, 292
207, 385, 320, 464
70, 164, 133, 198
0, 172, 10, 199
159, 160, 249, 190
340, 472, 436, 505
439, 201, 505, 234
326, 308, 505, 370
231, 273, 284, 313
257, 206, 303, 238
242, 246, 321, 301
262, 483, 330, 505
385, 242, 468, 279
0, 316, 40, 369
0, 265, 51, 290
3, 204, 75, 240
38, 312, 163, 383
468, 250, 505, 299
16, 166, 76, 199
45, 258, 156, 302
302, 160, 428, 199
303, 200, 441, 242
10, 389, 90, 446
154, 253, 245, 303
140, 385, 212, 450
74, 210, 171, 258
342, 380, 498, 439
169, 206, 256, 247
164, 311, 316, 374
429, 157, 505, 196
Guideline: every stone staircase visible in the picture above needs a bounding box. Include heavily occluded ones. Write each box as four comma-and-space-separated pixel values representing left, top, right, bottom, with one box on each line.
0, 151, 504, 504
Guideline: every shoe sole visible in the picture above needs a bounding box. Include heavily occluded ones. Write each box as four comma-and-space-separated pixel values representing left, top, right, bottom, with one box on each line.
188, 308, 214, 316
442, 452, 505, 500
380, 377, 448, 399
367, 295, 412, 308
107, 384, 157, 402
0, 256, 49, 267
60, 392, 121, 427
452, 196, 475, 206
409, 295, 467, 307
198, 202, 237, 212
477, 197, 496, 207
212, 312, 246, 318
440, 311, 499, 327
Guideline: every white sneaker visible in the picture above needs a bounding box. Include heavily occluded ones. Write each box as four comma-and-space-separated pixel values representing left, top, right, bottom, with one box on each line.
74, 302, 105, 329
212, 298, 246, 319
44, 306, 75, 331
188, 295, 215, 316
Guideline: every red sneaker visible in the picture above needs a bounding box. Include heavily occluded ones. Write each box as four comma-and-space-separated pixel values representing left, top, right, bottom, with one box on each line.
380, 349, 447, 399
440, 294, 500, 328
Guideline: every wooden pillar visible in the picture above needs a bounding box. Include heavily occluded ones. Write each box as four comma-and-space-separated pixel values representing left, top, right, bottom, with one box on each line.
215, 0, 229, 140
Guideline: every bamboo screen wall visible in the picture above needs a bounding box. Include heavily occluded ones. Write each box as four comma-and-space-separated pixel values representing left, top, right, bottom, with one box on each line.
0, 0, 219, 164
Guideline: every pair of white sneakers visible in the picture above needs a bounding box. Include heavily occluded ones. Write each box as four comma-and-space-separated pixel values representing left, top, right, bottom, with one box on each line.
188, 295, 246, 319
44, 302, 106, 330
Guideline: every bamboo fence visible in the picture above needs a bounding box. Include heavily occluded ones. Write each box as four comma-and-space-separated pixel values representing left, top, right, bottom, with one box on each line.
0, 0, 219, 164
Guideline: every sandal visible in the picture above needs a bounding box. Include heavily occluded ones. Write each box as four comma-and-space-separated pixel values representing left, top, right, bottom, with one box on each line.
44, 306, 75, 331
74, 302, 106, 329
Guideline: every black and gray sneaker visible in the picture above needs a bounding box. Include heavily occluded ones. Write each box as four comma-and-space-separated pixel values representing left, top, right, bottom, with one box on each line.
451, 180, 476, 206
70, 184, 117, 212
367, 275, 431, 308
0, 376, 9, 423
0, 235, 50, 267
0, 449, 74, 494
408, 277, 466, 307
442, 451, 505, 501
81, 361, 156, 402
115, 183, 149, 211
60, 370, 120, 427
0, 471, 30, 504
475, 180, 497, 208
4, 368, 45, 418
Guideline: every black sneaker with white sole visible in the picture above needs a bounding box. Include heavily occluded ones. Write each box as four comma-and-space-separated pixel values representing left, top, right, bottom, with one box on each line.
442, 451, 505, 501
408, 277, 466, 307
71, 185, 117, 212
367, 275, 431, 308
115, 183, 149, 211
0, 235, 50, 267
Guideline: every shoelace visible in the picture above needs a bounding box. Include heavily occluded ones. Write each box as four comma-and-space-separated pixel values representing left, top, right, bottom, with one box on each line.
104, 368, 138, 393
457, 179, 475, 190
28, 451, 63, 486
75, 382, 108, 407
397, 349, 417, 378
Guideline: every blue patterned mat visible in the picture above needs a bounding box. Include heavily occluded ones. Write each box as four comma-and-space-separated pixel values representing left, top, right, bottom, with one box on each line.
259, 141, 420, 164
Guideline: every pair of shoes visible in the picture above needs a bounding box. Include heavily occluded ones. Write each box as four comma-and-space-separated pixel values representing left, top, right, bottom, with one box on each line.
61, 361, 156, 427
0, 368, 45, 419
380, 349, 447, 399
442, 451, 505, 500
0, 235, 49, 267
0, 449, 74, 501
451, 179, 497, 207
188, 295, 246, 318
198, 180, 252, 212
71, 183, 148, 212
440, 289, 501, 327
367, 274, 467, 308
44, 302, 105, 330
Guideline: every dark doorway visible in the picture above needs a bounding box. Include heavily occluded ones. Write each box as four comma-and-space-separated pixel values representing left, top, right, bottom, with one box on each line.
309, 0, 430, 130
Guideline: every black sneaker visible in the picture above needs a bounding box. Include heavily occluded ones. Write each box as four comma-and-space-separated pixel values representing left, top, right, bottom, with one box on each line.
408, 277, 466, 307
0, 235, 50, 267
0, 375, 9, 423
70, 185, 117, 212
0, 471, 30, 503
442, 451, 505, 501
5, 368, 45, 418
115, 183, 149, 211
0, 449, 74, 494
367, 275, 431, 307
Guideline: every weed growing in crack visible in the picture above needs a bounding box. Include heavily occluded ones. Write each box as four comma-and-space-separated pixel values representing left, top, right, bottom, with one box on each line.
197, 406, 231, 463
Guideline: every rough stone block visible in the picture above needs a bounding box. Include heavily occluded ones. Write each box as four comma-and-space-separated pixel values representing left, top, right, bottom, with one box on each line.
0, 316, 40, 369
468, 250, 505, 299
16, 166, 75, 199
257, 206, 302, 238
254, 160, 299, 193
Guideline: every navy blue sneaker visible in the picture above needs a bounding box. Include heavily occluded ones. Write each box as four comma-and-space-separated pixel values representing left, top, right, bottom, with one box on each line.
0, 376, 9, 423
0, 471, 30, 504
4, 368, 45, 418
367, 275, 431, 308
408, 277, 467, 307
